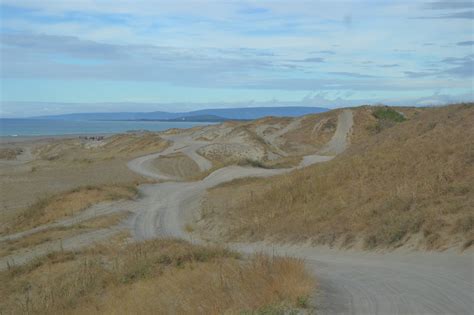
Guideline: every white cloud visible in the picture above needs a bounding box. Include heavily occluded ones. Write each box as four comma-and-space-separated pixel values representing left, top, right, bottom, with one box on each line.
0, 0, 472, 105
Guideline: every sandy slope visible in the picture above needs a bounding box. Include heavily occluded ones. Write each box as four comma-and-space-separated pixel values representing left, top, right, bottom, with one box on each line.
127, 133, 212, 180
129, 111, 353, 240
0, 228, 120, 268
233, 243, 473, 315
319, 109, 353, 155
2, 110, 473, 314
126, 109, 473, 315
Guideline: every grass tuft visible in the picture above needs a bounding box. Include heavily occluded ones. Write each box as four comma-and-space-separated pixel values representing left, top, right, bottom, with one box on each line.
10, 184, 138, 233
0, 239, 314, 314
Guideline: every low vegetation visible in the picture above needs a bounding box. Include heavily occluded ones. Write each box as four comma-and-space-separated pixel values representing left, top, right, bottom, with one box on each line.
279, 111, 338, 154
151, 152, 201, 179
200, 104, 474, 250
0, 213, 128, 258
5, 185, 138, 234
0, 147, 23, 160
369, 106, 407, 134
238, 156, 303, 169
0, 133, 169, 234
35, 132, 170, 161
1, 133, 169, 233
236, 158, 288, 169
260, 155, 303, 168
0, 239, 314, 314
372, 107, 406, 122
188, 156, 297, 182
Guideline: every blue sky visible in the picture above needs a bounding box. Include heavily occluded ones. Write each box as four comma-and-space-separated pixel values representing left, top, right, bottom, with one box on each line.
0, 0, 473, 117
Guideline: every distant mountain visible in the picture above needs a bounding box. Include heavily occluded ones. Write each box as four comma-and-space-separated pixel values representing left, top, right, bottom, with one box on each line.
31, 106, 328, 121
178, 107, 329, 120
140, 115, 241, 122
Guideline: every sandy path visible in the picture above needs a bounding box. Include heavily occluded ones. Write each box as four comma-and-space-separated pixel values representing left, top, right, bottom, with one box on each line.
0, 200, 132, 243
126, 109, 474, 315
2, 110, 473, 314
298, 110, 353, 167
151, 154, 200, 179
0, 133, 210, 268
0, 228, 121, 269
129, 165, 287, 241
232, 243, 473, 315
127, 133, 212, 180
255, 117, 302, 158
320, 109, 353, 155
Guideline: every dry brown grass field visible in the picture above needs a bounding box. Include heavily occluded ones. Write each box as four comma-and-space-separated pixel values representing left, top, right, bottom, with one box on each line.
11, 185, 136, 232
0, 239, 314, 314
200, 104, 474, 250
0, 129, 317, 314
0, 213, 128, 258
0, 148, 23, 160
1, 105, 471, 314
278, 110, 339, 154
0, 133, 169, 234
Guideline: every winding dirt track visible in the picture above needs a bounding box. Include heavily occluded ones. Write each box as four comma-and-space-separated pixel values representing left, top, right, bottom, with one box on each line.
1, 110, 473, 314
127, 110, 474, 315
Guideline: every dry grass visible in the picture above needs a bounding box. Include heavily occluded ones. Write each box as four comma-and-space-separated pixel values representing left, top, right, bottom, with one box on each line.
350, 105, 423, 144
0, 239, 314, 314
0, 133, 168, 233
75, 212, 129, 229
101, 133, 170, 158
280, 111, 338, 154
6, 185, 137, 234
200, 104, 474, 250
0, 147, 23, 160
151, 152, 202, 179
0, 227, 81, 258
188, 155, 301, 183
189, 160, 230, 181
235, 156, 304, 169
0, 158, 146, 216
242, 112, 338, 157
34, 132, 170, 161
1, 133, 167, 210
0, 213, 129, 257
185, 110, 348, 174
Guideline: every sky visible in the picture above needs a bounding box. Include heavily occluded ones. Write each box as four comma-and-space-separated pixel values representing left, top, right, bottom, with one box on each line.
0, 0, 473, 117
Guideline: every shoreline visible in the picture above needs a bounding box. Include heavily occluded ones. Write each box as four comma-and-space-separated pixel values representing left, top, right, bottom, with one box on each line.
0, 133, 116, 144
0, 120, 216, 143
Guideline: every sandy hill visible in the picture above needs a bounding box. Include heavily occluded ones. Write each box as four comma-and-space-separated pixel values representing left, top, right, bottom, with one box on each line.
185, 110, 341, 167
200, 104, 474, 250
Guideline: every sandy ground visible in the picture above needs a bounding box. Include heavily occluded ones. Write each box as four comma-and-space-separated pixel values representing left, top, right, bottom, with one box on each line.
150, 153, 201, 180
1, 110, 473, 314
234, 243, 474, 315
125, 110, 474, 314
0, 135, 145, 216
127, 133, 212, 180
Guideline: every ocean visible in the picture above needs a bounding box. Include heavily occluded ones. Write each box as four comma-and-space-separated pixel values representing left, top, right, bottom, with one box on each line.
0, 119, 214, 137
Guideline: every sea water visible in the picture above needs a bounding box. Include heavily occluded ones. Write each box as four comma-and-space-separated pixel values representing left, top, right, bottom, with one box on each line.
0, 119, 213, 137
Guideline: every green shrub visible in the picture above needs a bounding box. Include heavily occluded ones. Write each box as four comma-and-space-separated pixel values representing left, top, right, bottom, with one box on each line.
372, 107, 406, 122
296, 295, 310, 308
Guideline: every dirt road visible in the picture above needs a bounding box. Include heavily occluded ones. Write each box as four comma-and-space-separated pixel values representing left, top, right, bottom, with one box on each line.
2, 110, 473, 314
127, 133, 212, 180
127, 110, 474, 315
